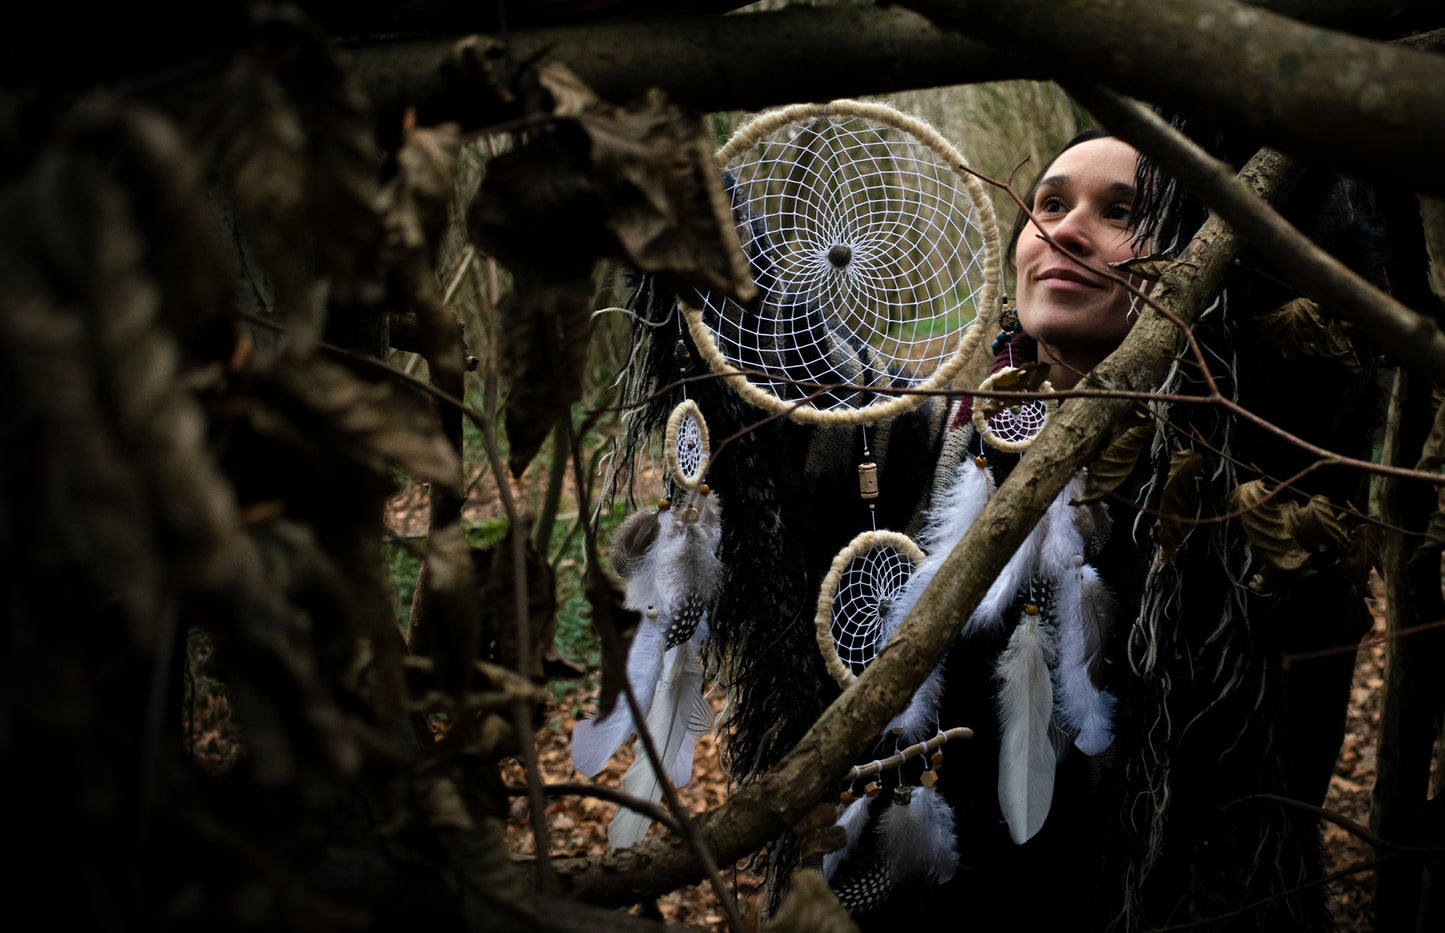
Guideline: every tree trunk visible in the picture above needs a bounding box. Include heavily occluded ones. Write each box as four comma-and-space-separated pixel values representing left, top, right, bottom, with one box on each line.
1370, 189, 1445, 932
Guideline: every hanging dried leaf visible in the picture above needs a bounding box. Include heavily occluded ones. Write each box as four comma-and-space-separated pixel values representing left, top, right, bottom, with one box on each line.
579, 85, 755, 302
1227, 480, 1313, 577
260, 357, 464, 494
1075, 407, 1154, 505
979, 362, 1052, 420
1255, 297, 1363, 372
407, 521, 482, 693
1109, 253, 1174, 280
1156, 448, 1203, 564
1291, 495, 1347, 554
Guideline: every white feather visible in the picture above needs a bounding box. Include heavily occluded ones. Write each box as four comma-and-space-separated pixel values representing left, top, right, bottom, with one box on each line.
607, 634, 710, 849
822, 797, 874, 881
969, 508, 1046, 636
570, 622, 665, 776
570, 497, 723, 776
1056, 564, 1117, 755
996, 612, 1058, 845
879, 785, 959, 883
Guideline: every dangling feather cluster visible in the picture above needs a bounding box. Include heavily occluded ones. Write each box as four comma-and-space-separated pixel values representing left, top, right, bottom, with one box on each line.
871, 437, 1118, 847
570, 492, 723, 847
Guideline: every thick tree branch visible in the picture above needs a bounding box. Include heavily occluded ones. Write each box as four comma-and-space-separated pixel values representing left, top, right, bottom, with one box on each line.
351, 5, 1039, 137
544, 147, 1301, 906
903, 0, 1445, 195
1070, 85, 1445, 385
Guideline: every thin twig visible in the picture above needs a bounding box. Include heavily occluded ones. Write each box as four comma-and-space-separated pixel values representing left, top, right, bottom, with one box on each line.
503, 782, 683, 835
1283, 617, 1445, 668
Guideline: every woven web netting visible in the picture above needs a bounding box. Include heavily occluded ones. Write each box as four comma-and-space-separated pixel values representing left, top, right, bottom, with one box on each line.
665, 399, 710, 489
677, 413, 705, 479
689, 101, 1000, 424
985, 398, 1049, 447
828, 537, 918, 677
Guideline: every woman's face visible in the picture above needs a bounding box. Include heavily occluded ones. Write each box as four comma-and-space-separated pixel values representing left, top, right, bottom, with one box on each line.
1015, 137, 1141, 386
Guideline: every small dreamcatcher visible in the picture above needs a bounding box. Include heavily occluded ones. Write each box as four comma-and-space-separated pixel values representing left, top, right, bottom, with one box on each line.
665, 399, 710, 491
972, 366, 1057, 451
815, 530, 925, 688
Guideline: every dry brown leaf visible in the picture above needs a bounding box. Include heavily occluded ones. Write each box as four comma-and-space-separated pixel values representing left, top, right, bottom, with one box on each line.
267, 357, 464, 495
979, 362, 1052, 420
587, 567, 639, 721
1075, 407, 1153, 505
1227, 479, 1313, 576
1255, 297, 1363, 372
1157, 448, 1203, 564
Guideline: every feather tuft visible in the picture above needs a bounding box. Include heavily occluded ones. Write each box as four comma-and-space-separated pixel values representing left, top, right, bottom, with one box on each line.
822, 797, 875, 881
996, 612, 1058, 844
1056, 564, 1117, 755
878, 786, 959, 884
607, 634, 710, 848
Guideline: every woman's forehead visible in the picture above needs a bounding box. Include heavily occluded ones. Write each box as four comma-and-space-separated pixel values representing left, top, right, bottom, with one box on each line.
1039, 138, 1139, 191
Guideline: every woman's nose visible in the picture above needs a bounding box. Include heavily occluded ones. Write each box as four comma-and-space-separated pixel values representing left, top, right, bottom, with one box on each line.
1051, 209, 1092, 254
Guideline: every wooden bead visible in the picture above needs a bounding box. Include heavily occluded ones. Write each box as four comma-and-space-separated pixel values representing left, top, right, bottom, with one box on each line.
858, 461, 879, 500
840, 790, 854, 805
658, 497, 671, 510
974, 455, 988, 468
1025, 602, 1039, 616
920, 770, 939, 788
931, 750, 944, 766
699, 483, 710, 495
864, 781, 881, 798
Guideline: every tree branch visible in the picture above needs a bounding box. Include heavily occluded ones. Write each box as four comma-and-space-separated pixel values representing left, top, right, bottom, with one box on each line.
544, 145, 1301, 907
350, 4, 1039, 137
903, 0, 1445, 196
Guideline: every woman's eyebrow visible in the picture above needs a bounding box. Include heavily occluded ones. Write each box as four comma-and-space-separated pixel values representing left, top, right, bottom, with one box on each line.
1108, 181, 1137, 200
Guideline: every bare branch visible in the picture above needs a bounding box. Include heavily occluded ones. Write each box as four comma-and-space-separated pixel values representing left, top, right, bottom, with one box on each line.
903, 0, 1445, 195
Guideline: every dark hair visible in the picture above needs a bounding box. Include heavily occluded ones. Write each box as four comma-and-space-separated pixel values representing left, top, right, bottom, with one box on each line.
1006, 126, 1118, 267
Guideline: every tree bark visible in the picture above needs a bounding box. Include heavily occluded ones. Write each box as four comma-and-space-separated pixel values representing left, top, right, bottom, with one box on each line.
351, 4, 1041, 142
1370, 189, 1445, 932
903, 0, 1445, 196
544, 146, 1303, 905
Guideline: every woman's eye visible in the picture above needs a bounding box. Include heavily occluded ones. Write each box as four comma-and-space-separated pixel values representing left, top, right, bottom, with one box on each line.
1105, 204, 1133, 222
1038, 196, 1066, 214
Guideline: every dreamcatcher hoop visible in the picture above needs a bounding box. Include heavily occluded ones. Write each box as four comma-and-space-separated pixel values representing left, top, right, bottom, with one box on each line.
664, 399, 711, 490
971, 367, 1057, 452
685, 99, 1003, 426
815, 529, 927, 689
